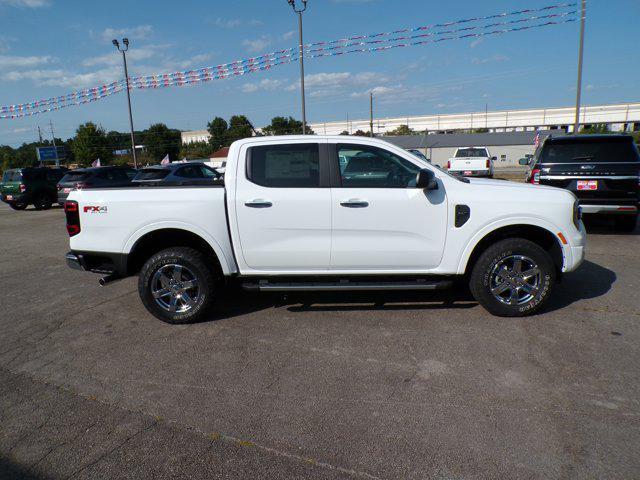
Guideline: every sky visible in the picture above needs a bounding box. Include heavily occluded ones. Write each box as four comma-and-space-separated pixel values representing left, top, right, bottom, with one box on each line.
0, 0, 638, 146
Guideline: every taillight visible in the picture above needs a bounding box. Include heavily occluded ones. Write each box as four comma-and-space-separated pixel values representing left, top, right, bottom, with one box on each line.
19, 184, 26, 192
486, 158, 491, 168
530, 168, 540, 184
64, 200, 80, 237
447, 160, 451, 169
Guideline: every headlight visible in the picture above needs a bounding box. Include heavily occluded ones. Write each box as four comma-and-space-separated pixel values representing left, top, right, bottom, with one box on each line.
573, 200, 582, 228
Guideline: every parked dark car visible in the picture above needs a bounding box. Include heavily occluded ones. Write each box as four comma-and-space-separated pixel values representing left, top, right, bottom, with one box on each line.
132, 162, 221, 185
1, 167, 67, 210
522, 135, 640, 230
57, 166, 137, 204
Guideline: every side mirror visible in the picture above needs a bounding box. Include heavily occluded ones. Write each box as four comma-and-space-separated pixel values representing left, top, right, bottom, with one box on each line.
415, 168, 438, 190
491, 156, 497, 161
518, 158, 529, 166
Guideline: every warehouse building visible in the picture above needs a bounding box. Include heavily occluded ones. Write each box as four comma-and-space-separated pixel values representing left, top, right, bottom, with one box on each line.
384, 130, 563, 168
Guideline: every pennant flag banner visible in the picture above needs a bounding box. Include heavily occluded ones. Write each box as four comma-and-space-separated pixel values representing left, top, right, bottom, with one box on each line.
0, 2, 577, 120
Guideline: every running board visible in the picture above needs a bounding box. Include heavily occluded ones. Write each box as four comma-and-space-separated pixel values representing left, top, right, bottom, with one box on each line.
241, 279, 454, 292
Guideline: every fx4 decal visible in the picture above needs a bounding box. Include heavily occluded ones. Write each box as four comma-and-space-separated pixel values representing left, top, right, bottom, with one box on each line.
84, 205, 108, 214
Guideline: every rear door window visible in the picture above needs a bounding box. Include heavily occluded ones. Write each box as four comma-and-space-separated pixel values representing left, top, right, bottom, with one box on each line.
540, 138, 640, 163
247, 143, 320, 188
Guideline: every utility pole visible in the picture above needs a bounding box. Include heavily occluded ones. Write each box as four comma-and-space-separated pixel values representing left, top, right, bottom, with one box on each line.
288, 0, 308, 134
113, 37, 138, 168
37, 125, 43, 143
49, 120, 59, 168
369, 92, 374, 137
573, 0, 586, 133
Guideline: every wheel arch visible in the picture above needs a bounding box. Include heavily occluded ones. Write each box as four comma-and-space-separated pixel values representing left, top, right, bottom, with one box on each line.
125, 226, 231, 276
460, 222, 565, 277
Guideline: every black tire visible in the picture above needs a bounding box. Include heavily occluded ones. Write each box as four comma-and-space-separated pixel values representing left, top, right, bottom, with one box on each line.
469, 238, 555, 317
9, 202, 27, 211
613, 214, 637, 232
33, 193, 52, 210
138, 247, 216, 324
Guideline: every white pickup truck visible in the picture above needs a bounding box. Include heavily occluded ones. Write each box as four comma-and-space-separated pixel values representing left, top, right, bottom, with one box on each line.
447, 147, 495, 178
64, 136, 585, 323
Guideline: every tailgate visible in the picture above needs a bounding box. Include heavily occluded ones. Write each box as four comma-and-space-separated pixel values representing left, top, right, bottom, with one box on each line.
540, 162, 639, 205
449, 158, 487, 171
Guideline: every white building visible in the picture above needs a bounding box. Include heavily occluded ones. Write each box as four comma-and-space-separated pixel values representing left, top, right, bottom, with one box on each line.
181, 130, 211, 144
309, 102, 640, 136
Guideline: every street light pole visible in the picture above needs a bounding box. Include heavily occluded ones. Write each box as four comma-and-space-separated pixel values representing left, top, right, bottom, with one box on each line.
113, 38, 138, 168
573, 0, 586, 134
288, 0, 308, 134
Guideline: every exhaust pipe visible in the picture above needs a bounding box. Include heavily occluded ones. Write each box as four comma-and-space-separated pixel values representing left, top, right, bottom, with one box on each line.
99, 273, 121, 286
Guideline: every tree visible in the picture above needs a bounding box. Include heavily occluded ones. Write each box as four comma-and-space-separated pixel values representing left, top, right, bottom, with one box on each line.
580, 123, 610, 135
339, 130, 350, 136
385, 125, 416, 136
179, 141, 215, 160
353, 129, 370, 137
207, 117, 228, 150
144, 123, 181, 161
227, 115, 254, 145
262, 116, 314, 136
71, 122, 113, 167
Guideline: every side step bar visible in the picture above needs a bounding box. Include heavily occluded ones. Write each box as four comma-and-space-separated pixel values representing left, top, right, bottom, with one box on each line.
242, 279, 454, 292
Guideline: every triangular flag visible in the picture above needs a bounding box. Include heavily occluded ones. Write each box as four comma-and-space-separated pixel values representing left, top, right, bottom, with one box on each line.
160, 154, 170, 165
91, 158, 101, 167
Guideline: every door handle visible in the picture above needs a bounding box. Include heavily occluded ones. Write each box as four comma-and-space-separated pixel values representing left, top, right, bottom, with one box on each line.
340, 199, 369, 208
245, 199, 273, 208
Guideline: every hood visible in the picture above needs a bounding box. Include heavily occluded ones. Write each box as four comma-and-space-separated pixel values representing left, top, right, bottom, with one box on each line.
466, 177, 576, 199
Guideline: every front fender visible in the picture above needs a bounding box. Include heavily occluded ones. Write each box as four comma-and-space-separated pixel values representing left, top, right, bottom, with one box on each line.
456, 216, 571, 274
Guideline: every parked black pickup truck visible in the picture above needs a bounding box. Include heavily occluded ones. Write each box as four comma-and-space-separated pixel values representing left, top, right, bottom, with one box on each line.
523, 135, 640, 230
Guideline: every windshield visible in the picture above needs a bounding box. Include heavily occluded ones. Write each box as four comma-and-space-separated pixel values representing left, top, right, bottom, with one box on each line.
539, 138, 640, 163
455, 148, 488, 158
60, 172, 90, 183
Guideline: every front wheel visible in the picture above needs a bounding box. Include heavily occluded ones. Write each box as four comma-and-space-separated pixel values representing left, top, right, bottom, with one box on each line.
138, 247, 216, 324
469, 238, 555, 317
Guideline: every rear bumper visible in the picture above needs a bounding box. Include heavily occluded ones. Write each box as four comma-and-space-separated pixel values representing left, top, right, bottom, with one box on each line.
448, 169, 492, 177
65, 250, 128, 275
1, 193, 29, 204
580, 204, 638, 215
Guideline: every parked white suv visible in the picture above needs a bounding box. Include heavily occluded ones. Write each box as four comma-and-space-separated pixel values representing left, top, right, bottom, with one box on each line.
447, 147, 495, 178
64, 136, 585, 323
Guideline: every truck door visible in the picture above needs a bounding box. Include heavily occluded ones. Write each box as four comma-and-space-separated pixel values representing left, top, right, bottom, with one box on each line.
234, 140, 331, 271
329, 143, 447, 271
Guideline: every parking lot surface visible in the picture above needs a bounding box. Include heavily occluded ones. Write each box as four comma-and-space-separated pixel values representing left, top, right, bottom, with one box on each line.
1, 204, 639, 479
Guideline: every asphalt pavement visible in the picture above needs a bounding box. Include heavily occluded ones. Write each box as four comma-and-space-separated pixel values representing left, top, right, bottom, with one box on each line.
0, 203, 638, 479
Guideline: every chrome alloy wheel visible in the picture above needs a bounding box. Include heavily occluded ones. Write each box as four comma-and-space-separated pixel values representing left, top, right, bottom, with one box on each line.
151, 264, 200, 313
489, 255, 541, 306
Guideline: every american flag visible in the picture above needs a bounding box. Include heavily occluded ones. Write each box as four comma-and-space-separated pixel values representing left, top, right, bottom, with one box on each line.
533, 132, 540, 148
160, 154, 170, 165
91, 158, 101, 167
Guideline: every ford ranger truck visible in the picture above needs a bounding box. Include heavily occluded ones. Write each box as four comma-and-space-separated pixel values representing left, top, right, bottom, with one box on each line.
64, 136, 586, 323
447, 147, 495, 178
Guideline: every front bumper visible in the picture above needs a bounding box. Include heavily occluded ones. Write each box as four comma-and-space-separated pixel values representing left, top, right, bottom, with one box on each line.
580, 204, 638, 215
564, 221, 587, 273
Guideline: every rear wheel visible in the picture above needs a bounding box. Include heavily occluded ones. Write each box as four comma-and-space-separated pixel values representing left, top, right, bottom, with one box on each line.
613, 214, 637, 232
9, 202, 27, 210
138, 247, 216, 324
469, 238, 555, 317
33, 193, 52, 210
